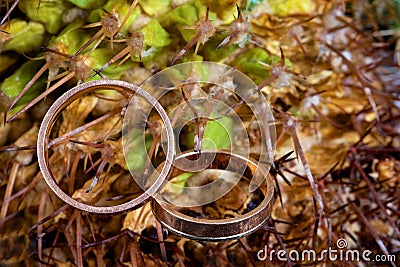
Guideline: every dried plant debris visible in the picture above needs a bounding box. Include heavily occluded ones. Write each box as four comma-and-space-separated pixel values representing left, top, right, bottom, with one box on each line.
1, 0, 400, 266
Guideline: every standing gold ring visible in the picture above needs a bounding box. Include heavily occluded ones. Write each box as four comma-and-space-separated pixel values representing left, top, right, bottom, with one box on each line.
37, 79, 175, 214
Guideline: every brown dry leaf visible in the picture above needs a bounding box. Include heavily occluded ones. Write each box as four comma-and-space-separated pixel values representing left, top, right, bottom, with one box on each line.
72, 172, 122, 204
306, 70, 334, 85
59, 95, 98, 135
305, 143, 347, 176
370, 218, 393, 236
11, 124, 38, 165
377, 158, 400, 188
122, 203, 156, 233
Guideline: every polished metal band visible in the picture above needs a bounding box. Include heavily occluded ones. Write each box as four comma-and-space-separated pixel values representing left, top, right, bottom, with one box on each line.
37, 79, 175, 214
151, 150, 274, 241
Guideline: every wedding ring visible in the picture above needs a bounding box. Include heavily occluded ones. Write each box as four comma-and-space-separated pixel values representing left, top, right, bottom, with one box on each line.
151, 150, 274, 241
37, 79, 175, 214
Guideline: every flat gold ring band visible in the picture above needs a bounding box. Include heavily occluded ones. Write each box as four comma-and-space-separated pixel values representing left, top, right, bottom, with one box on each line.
151, 150, 274, 241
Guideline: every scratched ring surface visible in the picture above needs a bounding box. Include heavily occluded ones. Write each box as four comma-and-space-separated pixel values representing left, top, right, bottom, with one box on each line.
37, 79, 175, 214
151, 150, 274, 241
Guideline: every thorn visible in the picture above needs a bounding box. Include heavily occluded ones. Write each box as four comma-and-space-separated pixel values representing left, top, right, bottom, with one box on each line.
86, 176, 99, 193
92, 69, 108, 79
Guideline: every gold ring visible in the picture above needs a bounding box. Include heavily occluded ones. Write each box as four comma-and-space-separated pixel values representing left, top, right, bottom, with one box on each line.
151, 150, 274, 241
37, 80, 175, 214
